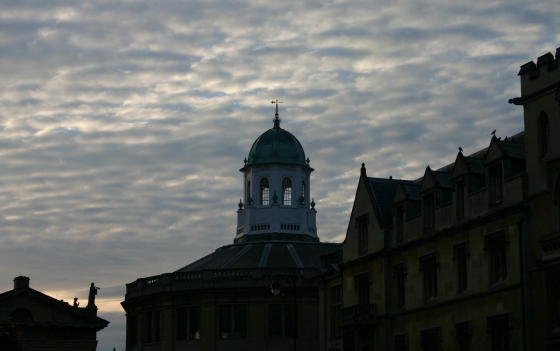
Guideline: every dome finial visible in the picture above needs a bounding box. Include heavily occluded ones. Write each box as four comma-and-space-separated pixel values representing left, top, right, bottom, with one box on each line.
271, 99, 282, 129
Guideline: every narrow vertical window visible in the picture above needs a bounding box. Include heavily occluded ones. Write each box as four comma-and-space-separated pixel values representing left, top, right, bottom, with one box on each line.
268, 304, 295, 337
176, 308, 187, 340
423, 193, 435, 234
357, 215, 369, 255
246, 180, 251, 203
421, 328, 441, 351
488, 314, 509, 351
456, 322, 471, 351
329, 285, 342, 338
219, 304, 246, 339
394, 264, 406, 309
396, 205, 404, 243
539, 112, 549, 158
189, 306, 200, 340
420, 254, 438, 301
454, 244, 468, 293
488, 164, 503, 205
145, 310, 160, 344
487, 232, 507, 284
260, 178, 270, 206
300, 181, 306, 204
282, 178, 292, 206
354, 273, 370, 306
456, 180, 465, 221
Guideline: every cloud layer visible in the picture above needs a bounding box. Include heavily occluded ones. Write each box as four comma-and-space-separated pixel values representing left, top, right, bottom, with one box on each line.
1, 0, 559, 349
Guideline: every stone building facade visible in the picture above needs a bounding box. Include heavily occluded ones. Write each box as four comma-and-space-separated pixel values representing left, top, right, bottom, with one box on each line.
319, 48, 560, 351
121, 110, 340, 351
0, 276, 108, 351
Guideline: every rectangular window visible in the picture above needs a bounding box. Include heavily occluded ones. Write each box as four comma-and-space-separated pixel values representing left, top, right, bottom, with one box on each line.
423, 193, 435, 234
420, 254, 438, 301
219, 304, 246, 339
394, 334, 408, 351
329, 285, 342, 338
487, 232, 507, 284
421, 328, 441, 351
456, 180, 465, 220
176, 308, 187, 340
488, 314, 510, 351
357, 215, 369, 255
396, 205, 404, 243
269, 304, 295, 338
394, 264, 406, 309
144, 310, 160, 344
454, 244, 468, 293
176, 307, 201, 340
126, 314, 137, 347
488, 164, 503, 205
456, 322, 471, 351
354, 273, 370, 306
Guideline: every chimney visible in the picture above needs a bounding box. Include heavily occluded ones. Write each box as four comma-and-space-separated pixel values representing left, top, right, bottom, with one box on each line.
14, 276, 30, 289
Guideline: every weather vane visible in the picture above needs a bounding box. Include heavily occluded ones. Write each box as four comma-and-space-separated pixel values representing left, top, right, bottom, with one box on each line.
271, 99, 283, 128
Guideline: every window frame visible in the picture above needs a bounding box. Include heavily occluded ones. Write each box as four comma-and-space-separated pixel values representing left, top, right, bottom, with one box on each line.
420, 254, 438, 301
260, 178, 270, 206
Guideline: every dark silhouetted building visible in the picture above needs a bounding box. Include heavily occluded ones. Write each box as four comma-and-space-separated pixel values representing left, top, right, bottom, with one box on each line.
0, 276, 108, 351
122, 110, 340, 351
319, 48, 560, 351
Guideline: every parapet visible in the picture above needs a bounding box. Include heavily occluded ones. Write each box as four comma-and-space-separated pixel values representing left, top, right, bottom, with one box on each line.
518, 47, 560, 97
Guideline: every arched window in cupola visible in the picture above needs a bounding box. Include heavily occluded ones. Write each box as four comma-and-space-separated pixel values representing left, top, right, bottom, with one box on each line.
260, 178, 270, 206
246, 180, 251, 203
539, 112, 549, 158
300, 181, 306, 204
282, 178, 292, 206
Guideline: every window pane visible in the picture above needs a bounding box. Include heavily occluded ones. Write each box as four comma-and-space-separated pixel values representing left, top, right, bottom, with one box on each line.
233, 305, 247, 338
189, 306, 200, 340
219, 305, 232, 339
269, 304, 283, 337
176, 308, 187, 340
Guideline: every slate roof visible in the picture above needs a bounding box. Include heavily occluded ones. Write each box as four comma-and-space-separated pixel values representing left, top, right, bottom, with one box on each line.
175, 241, 341, 272
366, 177, 403, 226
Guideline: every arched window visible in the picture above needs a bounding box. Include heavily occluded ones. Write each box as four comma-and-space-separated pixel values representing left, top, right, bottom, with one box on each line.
539, 112, 549, 158
260, 178, 270, 206
246, 180, 251, 203
282, 178, 292, 206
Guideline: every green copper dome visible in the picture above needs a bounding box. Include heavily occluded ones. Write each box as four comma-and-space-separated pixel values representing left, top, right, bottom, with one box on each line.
247, 117, 307, 167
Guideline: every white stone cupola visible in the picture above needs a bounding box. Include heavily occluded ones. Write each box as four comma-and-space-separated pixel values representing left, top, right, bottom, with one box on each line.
235, 105, 317, 243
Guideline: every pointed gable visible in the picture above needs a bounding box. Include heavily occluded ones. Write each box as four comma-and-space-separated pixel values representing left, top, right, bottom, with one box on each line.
366, 177, 401, 227
421, 166, 437, 192
486, 137, 506, 163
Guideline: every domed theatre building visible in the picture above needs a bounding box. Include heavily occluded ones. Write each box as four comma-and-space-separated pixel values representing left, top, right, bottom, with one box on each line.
122, 107, 340, 351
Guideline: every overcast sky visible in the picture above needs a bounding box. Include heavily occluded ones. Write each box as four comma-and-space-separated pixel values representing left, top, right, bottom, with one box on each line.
0, 0, 558, 349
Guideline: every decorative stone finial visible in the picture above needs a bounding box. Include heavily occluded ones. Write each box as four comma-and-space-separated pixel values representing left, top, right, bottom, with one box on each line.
310, 198, 315, 209
458, 147, 463, 154
238, 199, 244, 210
244, 157, 247, 165
360, 163, 366, 176
306, 157, 310, 164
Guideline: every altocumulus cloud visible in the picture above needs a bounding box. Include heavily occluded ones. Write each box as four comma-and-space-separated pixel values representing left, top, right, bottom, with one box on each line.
0, 0, 559, 349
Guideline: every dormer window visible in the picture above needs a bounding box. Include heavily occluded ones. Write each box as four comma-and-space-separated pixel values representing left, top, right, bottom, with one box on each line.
260, 178, 270, 206
539, 112, 549, 158
282, 178, 292, 206
356, 215, 369, 255
488, 163, 503, 205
